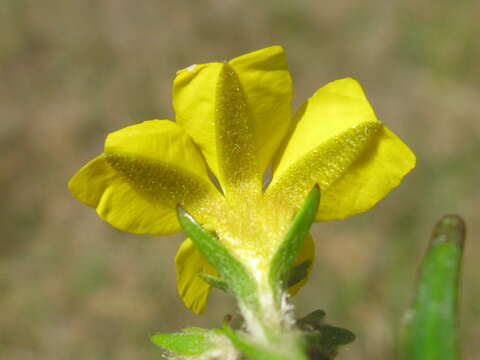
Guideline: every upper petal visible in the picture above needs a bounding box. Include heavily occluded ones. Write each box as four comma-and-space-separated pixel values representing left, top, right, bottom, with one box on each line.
68, 120, 221, 235
266, 78, 415, 220
173, 46, 293, 196
228, 46, 293, 176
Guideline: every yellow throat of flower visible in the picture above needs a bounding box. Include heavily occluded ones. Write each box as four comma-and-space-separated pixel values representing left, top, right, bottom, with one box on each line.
210, 186, 292, 285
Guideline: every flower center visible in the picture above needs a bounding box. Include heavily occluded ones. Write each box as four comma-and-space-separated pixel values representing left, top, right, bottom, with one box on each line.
212, 189, 293, 284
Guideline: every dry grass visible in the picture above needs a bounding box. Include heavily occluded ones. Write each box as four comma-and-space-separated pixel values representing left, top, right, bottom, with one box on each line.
1, 0, 479, 359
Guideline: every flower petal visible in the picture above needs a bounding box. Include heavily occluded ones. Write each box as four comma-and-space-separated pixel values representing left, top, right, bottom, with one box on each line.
175, 238, 218, 315
228, 47, 293, 176
289, 233, 315, 296
173, 46, 292, 195
68, 120, 221, 235
267, 78, 415, 220
317, 126, 415, 220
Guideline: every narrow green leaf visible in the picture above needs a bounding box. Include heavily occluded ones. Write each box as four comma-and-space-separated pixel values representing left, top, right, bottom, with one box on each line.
177, 207, 259, 311
269, 185, 320, 302
287, 261, 312, 288
403, 215, 465, 360
198, 272, 230, 292
150, 332, 213, 356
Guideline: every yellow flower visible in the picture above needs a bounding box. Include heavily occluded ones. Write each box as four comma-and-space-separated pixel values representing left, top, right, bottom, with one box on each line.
69, 46, 415, 314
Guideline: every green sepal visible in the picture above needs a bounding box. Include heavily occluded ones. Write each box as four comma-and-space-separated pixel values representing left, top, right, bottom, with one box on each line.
177, 207, 260, 312
287, 261, 312, 288
297, 310, 355, 359
150, 328, 214, 356
198, 272, 230, 292
403, 215, 465, 360
305, 325, 356, 348
269, 185, 320, 302
296, 310, 326, 331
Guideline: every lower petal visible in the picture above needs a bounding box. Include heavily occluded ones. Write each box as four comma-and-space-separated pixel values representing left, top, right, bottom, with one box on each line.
175, 234, 315, 315
175, 238, 218, 315
289, 233, 315, 296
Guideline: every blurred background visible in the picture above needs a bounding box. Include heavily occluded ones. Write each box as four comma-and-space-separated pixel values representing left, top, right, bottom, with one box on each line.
1, 0, 479, 359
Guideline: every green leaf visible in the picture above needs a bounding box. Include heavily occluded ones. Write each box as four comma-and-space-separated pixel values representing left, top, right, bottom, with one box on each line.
287, 261, 312, 288
150, 331, 213, 356
198, 272, 230, 292
269, 185, 320, 302
177, 207, 260, 311
403, 215, 465, 360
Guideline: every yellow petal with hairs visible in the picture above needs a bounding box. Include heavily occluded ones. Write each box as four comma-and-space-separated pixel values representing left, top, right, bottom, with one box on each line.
173, 63, 224, 177
228, 47, 293, 180
173, 46, 292, 194
68, 155, 181, 235
267, 78, 415, 220
316, 126, 415, 220
68, 120, 221, 235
